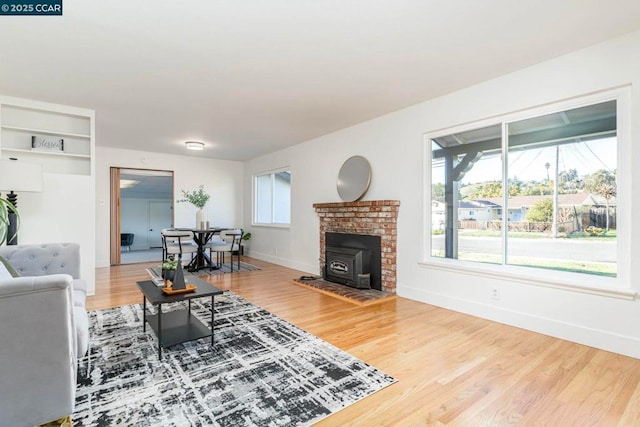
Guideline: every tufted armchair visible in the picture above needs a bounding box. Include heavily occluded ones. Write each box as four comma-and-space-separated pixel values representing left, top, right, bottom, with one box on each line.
0, 243, 89, 427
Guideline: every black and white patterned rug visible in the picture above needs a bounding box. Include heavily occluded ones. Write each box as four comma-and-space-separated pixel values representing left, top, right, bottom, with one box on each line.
75, 292, 396, 426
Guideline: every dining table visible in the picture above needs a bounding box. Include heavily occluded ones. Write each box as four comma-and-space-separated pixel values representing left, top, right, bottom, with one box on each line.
177, 227, 225, 272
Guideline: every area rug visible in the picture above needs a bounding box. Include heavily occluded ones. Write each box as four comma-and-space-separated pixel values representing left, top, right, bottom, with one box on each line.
74, 292, 396, 426
206, 261, 260, 275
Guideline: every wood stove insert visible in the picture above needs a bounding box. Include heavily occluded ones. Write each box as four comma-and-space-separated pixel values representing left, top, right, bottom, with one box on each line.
324, 232, 381, 291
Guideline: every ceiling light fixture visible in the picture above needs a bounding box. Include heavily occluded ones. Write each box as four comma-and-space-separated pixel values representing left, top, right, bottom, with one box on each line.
119, 179, 139, 188
185, 141, 205, 151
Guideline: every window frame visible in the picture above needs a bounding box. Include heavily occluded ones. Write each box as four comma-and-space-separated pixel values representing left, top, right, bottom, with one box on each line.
421, 87, 633, 299
252, 167, 291, 228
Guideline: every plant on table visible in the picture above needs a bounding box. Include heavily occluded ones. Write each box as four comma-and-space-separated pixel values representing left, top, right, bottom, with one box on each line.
161, 258, 179, 280
162, 259, 179, 270
177, 185, 210, 209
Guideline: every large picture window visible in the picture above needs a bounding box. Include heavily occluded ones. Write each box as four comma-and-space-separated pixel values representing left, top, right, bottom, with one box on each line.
429, 96, 622, 281
253, 168, 291, 226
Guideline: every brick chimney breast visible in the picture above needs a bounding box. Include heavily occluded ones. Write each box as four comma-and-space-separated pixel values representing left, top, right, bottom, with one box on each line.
313, 200, 400, 293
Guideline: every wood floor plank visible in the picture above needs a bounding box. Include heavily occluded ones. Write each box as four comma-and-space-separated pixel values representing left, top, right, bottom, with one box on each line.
461, 341, 593, 426
545, 351, 640, 426
87, 258, 640, 426
618, 378, 640, 426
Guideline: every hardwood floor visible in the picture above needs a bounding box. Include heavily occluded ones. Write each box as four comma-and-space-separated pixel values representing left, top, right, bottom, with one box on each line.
89, 258, 640, 426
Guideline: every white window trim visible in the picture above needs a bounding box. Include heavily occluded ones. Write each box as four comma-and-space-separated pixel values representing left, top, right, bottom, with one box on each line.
418, 257, 635, 300
252, 223, 291, 229
252, 166, 291, 228
422, 86, 635, 299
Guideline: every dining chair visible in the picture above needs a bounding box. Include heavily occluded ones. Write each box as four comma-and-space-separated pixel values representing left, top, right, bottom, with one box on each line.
207, 229, 243, 271
161, 229, 198, 263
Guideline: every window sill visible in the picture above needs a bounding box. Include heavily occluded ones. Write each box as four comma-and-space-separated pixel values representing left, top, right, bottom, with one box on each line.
418, 259, 636, 301
251, 223, 290, 229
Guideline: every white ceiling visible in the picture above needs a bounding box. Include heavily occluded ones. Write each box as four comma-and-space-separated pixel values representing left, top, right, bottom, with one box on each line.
1, 1, 640, 161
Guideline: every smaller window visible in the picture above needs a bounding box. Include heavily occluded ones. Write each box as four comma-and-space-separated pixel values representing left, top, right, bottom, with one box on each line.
253, 168, 291, 226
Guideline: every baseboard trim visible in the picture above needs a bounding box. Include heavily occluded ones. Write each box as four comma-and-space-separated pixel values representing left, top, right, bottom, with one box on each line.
248, 251, 317, 275
96, 258, 110, 268
399, 285, 640, 360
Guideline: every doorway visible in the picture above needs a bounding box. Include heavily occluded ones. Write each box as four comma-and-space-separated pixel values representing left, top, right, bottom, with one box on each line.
110, 168, 174, 265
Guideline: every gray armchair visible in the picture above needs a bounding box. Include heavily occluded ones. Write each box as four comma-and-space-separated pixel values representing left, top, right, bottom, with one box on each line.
121, 232, 135, 251
0, 243, 89, 426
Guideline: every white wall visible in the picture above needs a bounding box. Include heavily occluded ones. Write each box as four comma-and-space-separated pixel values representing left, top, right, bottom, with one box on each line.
96, 147, 244, 268
17, 173, 95, 293
121, 197, 171, 250
245, 30, 640, 358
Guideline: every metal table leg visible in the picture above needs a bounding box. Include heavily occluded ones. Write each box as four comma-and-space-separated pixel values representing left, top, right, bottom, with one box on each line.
142, 295, 147, 332
158, 303, 162, 360
211, 295, 215, 347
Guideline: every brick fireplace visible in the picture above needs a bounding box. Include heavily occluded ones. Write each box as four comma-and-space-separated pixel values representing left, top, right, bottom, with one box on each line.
313, 200, 400, 294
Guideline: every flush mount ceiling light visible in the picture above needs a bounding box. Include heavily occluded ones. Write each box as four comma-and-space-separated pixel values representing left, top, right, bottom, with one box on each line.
119, 179, 139, 188
185, 141, 205, 151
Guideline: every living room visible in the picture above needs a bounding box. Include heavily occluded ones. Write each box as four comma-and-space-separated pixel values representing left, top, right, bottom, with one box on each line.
2, 1, 640, 425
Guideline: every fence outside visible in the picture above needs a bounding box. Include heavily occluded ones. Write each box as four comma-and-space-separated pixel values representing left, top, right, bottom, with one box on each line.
460, 218, 609, 234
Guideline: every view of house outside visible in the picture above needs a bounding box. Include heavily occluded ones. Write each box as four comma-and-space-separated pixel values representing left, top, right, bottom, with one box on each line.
431, 100, 617, 277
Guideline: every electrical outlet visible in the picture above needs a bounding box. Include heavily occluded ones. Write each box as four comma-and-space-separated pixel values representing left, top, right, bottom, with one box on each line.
490, 286, 500, 301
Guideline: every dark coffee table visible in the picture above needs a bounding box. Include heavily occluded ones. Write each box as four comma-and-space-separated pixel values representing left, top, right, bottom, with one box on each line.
136, 276, 223, 359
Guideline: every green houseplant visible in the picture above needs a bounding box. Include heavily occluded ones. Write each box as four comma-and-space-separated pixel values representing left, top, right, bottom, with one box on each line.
239, 229, 251, 255
177, 185, 211, 228
161, 258, 179, 281
177, 185, 210, 209
0, 197, 19, 245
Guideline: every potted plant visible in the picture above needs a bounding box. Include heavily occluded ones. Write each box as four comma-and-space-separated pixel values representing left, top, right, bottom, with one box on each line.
161, 258, 179, 281
177, 185, 211, 228
0, 197, 19, 245
239, 230, 251, 255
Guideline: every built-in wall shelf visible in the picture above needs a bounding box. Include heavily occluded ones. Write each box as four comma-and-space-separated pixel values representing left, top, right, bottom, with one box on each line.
2, 148, 91, 159
1, 125, 91, 139
0, 97, 95, 176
